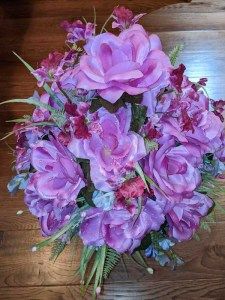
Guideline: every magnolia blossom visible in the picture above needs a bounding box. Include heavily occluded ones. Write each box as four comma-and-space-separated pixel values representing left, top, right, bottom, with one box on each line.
31, 140, 85, 207
68, 106, 146, 191
80, 198, 164, 253
77, 24, 171, 103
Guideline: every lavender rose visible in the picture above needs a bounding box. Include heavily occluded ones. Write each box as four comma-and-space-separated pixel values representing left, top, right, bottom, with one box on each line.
166, 192, 213, 241
31, 139, 85, 207
77, 24, 171, 103
25, 174, 77, 237
145, 138, 201, 196
80, 198, 165, 253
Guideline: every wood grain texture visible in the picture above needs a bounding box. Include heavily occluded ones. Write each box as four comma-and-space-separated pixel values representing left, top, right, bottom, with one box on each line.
1, 0, 225, 299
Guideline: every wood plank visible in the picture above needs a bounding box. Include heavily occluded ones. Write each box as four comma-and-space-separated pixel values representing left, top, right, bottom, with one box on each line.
0, 285, 91, 300
0, 278, 225, 300
1, 223, 225, 287
1, 30, 225, 108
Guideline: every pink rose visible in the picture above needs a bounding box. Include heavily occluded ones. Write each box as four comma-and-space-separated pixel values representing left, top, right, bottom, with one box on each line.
145, 138, 201, 196
77, 24, 170, 103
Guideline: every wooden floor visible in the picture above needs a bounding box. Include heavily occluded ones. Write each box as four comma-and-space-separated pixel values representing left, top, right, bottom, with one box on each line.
1, 0, 225, 299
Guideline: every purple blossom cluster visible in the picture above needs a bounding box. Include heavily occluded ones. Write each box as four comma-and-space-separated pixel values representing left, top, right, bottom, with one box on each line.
9, 6, 225, 254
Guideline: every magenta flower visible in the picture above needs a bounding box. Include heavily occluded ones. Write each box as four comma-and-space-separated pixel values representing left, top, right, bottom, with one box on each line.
77, 24, 171, 103
166, 192, 213, 241
112, 6, 146, 30
61, 20, 95, 44
145, 138, 201, 196
80, 198, 164, 253
32, 51, 64, 87
31, 139, 85, 207
68, 106, 146, 191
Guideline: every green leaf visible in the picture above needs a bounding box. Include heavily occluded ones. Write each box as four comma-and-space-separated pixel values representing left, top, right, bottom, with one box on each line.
135, 163, 150, 192
0, 97, 66, 128
130, 103, 147, 132
50, 240, 66, 262
169, 44, 183, 66
136, 233, 152, 251
1, 121, 55, 141
103, 247, 121, 280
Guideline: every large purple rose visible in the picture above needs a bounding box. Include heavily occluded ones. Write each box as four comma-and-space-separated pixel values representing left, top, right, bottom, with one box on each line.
77, 24, 171, 103
145, 138, 201, 196
80, 198, 165, 253
31, 139, 85, 207
25, 174, 76, 237
68, 106, 146, 191
166, 192, 213, 241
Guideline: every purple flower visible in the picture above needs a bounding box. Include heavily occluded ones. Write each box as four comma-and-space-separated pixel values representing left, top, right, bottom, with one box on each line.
31, 139, 85, 207
145, 138, 201, 196
80, 198, 165, 253
112, 6, 146, 30
68, 106, 146, 191
77, 24, 171, 103
32, 51, 64, 87
61, 20, 95, 44
25, 174, 76, 237
14, 123, 45, 172
166, 192, 213, 241
40, 204, 75, 237
32, 93, 51, 122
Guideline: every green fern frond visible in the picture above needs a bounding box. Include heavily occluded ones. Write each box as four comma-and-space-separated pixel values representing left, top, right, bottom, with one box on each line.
50, 239, 66, 262
103, 247, 121, 279
169, 44, 183, 66
198, 173, 225, 200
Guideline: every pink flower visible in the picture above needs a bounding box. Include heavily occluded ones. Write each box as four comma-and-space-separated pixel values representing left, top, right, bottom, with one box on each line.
61, 20, 95, 44
116, 177, 146, 201
32, 52, 64, 87
170, 64, 186, 93
166, 192, 213, 241
68, 106, 146, 191
77, 24, 171, 103
112, 6, 146, 30
213, 99, 225, 122
31, 139, 85, 207
145, 138, 201, 196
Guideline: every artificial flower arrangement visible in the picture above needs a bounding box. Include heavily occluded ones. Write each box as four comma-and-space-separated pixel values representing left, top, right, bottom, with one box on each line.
2, 6, 225, 298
